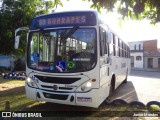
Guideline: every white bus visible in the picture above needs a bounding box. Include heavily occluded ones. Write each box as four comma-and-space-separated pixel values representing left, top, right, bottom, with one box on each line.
15, 10, 130, 108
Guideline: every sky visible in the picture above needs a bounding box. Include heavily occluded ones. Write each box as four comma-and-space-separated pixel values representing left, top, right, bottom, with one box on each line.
55, 0, 160, 48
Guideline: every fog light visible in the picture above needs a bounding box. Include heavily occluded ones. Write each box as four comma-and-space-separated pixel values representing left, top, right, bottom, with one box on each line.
45, 93, 51, 98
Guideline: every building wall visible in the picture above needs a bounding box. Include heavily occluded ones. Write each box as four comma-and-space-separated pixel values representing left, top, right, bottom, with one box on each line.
129, 39, 160, 69
129, 41, 144, 68
130, 52, 143, 68
143, 40, 157, 52
144, 57, 160, 69
0, 58, 11, 68
128, 42, 143, 51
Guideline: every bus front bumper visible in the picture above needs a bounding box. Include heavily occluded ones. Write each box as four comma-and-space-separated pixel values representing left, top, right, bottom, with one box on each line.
25, 84, 100, 108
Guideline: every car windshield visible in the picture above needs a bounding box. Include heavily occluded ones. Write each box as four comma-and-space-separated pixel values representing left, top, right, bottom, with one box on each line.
27, 28, 97, 73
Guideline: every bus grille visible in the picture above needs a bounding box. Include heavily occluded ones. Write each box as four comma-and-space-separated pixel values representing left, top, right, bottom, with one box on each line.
41, 85, 73, 90
35, 75, 80, 84
43, 92, 68, 100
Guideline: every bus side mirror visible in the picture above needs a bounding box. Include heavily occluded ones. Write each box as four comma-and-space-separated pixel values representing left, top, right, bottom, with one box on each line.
15, 35, 20, 49
106, 32, 113, 43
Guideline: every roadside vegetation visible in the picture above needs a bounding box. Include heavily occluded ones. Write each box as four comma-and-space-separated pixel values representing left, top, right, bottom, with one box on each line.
0, 79, 159, 120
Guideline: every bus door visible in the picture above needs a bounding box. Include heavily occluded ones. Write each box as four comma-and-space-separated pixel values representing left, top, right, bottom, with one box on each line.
99, 27, 110, 93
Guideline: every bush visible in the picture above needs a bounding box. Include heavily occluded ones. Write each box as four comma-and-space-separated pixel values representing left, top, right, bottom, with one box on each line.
13, 58, 26, 71
0, 66, 7, 72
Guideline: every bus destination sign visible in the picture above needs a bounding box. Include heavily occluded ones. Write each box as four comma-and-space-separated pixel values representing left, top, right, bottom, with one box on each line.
30, 11, 97, 29
39, 15, 86, 26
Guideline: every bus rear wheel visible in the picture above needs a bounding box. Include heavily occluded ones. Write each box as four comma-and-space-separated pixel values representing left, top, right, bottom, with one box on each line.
107, 76, 115, 100
123, 70, 128, 83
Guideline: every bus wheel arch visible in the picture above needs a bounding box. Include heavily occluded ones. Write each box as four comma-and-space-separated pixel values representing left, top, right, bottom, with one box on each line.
123, 68, 128, 83
109, 74, 116, 96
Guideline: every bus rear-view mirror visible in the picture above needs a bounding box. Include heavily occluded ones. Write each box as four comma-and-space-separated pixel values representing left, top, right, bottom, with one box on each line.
15, 35, 20, 49
107, 32, 113, 43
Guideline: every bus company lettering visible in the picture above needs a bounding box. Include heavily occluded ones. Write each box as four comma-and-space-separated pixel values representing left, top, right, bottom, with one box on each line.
73, 58, 90, 61
121, 62, 126, 68
39, 16, 86, 26
65, 85, 77, 87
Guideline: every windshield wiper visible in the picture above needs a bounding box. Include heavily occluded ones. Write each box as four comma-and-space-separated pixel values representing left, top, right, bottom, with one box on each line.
60, 26, 79, 41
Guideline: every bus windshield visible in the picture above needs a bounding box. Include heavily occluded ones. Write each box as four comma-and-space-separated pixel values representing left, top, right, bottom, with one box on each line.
27, 28, 97, 73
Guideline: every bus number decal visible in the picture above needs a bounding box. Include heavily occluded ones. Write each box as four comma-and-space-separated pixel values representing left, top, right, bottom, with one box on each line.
77, 97, 92, 102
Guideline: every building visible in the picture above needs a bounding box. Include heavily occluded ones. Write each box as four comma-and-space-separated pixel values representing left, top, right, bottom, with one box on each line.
143, 40, 160, 69
128, 41, 144, 68
0, 55, 15, 69
128, 39, 160, 70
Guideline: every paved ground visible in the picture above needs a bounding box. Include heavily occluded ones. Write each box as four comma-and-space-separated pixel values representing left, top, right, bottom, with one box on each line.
110, 70, 160, 105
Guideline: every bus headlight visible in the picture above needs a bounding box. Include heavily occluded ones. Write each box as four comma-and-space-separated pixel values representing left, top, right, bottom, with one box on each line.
26, 77, 38, 88
76, 80, 94, 92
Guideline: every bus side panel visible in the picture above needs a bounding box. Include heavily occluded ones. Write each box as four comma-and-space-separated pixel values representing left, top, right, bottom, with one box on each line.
99, 64, 111, 101
99, 80, 110, 103
114, 58, 130, 89
25, 83, 37, 100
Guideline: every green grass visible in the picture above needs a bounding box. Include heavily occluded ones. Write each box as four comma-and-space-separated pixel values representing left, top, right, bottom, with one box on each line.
0, 79, 40, 111
0, 92, 37, 111
149, 105, 160, 111
0, 78, 25, 84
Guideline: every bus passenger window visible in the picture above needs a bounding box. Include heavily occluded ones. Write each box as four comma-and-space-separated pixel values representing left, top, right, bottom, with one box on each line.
122, 49, 124, 57
116, 47, 119, 56
118, 39, 120, 47
104, 33, 108, 54
113, 35, 116, 45
113, 45, 116, 56
119, 48, 121, 57
100, 27, 107, 56
109, 44, 113, 55
121, 49, 123, 57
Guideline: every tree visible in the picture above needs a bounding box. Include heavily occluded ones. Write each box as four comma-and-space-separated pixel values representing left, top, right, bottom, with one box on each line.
0, 0, 159, 55
0, 0, 62, 55
86, 0, 160, 24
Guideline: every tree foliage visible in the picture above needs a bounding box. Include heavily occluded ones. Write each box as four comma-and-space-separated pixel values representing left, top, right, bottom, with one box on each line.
0, 0, 159, 56
0, 0, 62, 55
86, 0, 160, 24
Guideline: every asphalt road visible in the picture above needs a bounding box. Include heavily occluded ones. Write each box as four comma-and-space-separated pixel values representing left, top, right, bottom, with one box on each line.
110, 70, 160, 105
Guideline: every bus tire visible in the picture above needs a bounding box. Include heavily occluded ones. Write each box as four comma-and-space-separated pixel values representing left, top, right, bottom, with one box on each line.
129, 101, 146, 107
111, 99, 128, 105
123, 69, 128, 83
146, 101, 160, 108
109, 75, 115, 97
